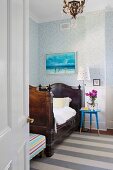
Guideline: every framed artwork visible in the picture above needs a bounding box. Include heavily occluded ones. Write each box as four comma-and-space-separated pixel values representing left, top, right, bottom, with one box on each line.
93, 79, 100, 86
46, 52, 76, 74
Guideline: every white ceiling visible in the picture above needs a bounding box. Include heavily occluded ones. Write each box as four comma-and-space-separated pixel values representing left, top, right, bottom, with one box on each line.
29, 0, 113, 23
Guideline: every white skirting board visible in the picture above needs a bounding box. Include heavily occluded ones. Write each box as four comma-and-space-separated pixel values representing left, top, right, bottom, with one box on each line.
84, 120, 107, 130
108, 121, 113, 129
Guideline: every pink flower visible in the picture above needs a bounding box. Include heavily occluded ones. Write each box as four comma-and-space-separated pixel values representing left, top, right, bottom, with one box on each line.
85, 93, 89, 96
85, 89, 97, 105
92, 90, 97, 93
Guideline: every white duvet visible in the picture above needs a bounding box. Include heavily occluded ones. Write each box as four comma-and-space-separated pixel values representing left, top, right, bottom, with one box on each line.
53, 106, 76, 125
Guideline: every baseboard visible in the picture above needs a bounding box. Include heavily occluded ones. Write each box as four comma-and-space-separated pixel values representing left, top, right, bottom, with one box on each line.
85, 121, 107, 130
107, 121, 113, 129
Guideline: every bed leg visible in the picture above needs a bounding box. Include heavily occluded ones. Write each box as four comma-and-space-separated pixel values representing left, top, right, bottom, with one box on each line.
38, 150, 45, 158
45, 130, 54, 157
45, 145, 54, 157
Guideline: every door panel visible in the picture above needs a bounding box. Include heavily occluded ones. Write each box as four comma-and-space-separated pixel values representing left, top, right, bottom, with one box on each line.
0, 0, 29, 169
4, 161, 12, 170
0, 0, 8, 133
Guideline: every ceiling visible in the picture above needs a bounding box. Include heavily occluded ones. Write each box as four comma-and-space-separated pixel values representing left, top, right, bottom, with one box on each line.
29, 0, 113, 23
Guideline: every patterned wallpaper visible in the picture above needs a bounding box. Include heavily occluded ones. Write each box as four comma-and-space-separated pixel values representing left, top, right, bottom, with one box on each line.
105, 11, 113, 86
29, 19, 39, 86
29, 10, 113, 129
105, 10, 113, 129
38, 11, 106, 87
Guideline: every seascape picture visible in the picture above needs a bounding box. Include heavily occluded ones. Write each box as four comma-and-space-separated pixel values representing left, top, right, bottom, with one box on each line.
46, 52, 76, 74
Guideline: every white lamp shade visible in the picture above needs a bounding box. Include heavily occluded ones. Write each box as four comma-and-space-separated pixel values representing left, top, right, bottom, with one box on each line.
77, 66, 90, 81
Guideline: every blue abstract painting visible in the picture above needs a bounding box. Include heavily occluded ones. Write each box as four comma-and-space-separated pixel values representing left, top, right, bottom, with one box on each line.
46, 52, 76, 74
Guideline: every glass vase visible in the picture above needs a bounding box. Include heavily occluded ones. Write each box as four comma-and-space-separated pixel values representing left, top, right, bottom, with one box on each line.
87, 103, 94, 110
87, 98, 95, 110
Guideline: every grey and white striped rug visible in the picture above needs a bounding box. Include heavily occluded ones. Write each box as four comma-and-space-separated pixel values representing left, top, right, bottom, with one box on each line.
30, 132, 113, 170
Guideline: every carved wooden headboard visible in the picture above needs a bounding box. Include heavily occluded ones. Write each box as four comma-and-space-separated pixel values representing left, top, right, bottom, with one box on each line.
50, 83, 82, 113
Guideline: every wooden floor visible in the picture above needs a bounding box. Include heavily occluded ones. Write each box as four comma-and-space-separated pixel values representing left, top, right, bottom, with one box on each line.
84, 129, 113, 135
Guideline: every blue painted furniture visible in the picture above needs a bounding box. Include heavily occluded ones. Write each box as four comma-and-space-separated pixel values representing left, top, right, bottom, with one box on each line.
80, 109, 101, 135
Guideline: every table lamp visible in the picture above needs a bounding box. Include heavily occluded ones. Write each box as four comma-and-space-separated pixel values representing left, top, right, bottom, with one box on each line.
77, 66, 90, 107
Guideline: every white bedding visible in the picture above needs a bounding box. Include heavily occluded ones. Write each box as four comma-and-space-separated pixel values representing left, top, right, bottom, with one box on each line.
53, 106, 76, 125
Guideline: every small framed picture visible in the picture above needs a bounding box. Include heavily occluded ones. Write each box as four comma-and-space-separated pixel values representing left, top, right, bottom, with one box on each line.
93, 79, 100, 86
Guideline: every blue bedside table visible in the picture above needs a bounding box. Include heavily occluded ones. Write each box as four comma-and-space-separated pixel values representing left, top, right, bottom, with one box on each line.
80, 109, 101, 135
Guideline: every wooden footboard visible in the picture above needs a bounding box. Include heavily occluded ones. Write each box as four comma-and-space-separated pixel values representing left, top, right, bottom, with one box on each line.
29, 86, 54, 156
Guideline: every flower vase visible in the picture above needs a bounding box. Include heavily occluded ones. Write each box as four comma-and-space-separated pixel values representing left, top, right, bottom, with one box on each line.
86, 89, 97, 111
90, 105, 95, 111
87, 103, 94, 110
87, 98, 95, 110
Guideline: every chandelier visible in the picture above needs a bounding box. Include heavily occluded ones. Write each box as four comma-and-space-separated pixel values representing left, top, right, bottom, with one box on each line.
63, 0, 85, 19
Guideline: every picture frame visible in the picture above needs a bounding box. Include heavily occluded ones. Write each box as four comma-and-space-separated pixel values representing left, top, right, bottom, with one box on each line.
46, 52, 77, 74
93, 79, 100, 86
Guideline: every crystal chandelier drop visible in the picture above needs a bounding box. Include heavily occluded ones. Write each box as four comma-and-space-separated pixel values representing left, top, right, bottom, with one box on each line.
63, 0, 85, 19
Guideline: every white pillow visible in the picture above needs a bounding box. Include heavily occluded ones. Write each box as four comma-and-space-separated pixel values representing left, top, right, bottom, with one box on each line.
53, 98, 65, 108
64, 97, 72, 107
53, 97, 72, 108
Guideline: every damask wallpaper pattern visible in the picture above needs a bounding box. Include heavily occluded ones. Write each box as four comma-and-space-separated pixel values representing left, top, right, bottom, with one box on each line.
29, 19, 39, 86
29, 10, 113, 129
38, 12, 105, 87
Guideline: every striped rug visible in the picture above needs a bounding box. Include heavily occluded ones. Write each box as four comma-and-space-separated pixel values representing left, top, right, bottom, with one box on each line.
30, 132, 113, 170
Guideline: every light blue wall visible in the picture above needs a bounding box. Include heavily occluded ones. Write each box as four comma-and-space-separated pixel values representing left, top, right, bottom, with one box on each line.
29, 11, 113, 87
38, 12, 105, 86
105, 11, 113, 86
29, 18, 39, 86
105, 10, 113, 129
29, 12, 113, 129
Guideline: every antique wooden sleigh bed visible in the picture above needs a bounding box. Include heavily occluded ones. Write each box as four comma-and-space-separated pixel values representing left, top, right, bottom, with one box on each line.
29, 83, 81, 157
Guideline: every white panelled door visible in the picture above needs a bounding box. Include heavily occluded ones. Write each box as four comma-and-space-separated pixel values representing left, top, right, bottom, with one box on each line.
0, 0, 29, 170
